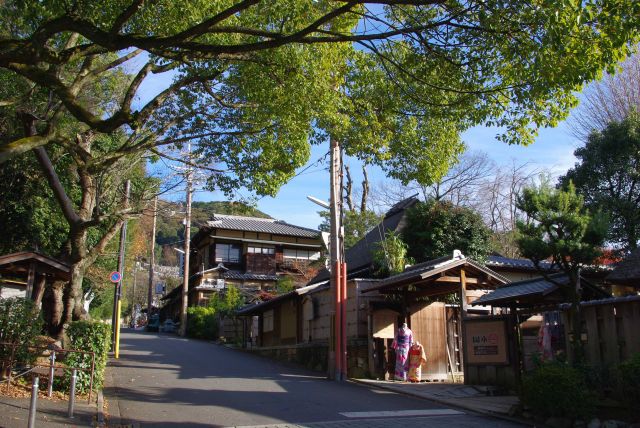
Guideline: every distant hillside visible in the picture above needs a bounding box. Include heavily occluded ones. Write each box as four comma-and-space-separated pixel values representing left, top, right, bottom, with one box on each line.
155, 200, 270, 265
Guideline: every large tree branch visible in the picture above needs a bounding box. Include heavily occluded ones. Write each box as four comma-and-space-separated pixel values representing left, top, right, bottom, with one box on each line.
83, 217, 126, 268
110, 0, 149, 33
33, 146, 82, 225
0, 132, 61, 162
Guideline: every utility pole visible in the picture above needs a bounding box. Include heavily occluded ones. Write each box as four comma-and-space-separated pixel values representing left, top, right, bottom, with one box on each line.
148, 196, 157, 320
112, 180, 130, 353
131, 259, 138, 307
329, 137, 347, 381
179, 149, 193, 337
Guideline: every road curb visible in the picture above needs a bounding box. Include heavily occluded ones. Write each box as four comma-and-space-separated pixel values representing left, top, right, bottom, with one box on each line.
97, 389, 105, 427
103, 363, 122, 427
348, 378, 536, 427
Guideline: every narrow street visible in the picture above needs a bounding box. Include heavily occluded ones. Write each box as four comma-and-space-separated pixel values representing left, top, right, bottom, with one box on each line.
106, 330, 524, 427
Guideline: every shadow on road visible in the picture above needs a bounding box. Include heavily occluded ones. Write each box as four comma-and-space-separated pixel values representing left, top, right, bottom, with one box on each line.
105, 329, 485, 427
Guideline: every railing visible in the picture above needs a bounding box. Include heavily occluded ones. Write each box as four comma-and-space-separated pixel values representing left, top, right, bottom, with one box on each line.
0, 341, 96, 404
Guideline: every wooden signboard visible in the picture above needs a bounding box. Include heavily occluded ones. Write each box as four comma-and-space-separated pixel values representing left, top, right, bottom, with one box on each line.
464, 318, 509, 365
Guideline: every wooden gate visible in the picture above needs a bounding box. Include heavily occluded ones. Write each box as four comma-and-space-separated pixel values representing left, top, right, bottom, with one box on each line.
410, 302, 448, 381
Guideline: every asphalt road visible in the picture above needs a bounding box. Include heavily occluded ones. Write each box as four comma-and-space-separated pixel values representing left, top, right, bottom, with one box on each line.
106, 329, 523, 427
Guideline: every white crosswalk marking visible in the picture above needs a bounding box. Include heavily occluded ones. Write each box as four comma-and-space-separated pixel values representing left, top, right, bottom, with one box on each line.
339, 409, 464, 418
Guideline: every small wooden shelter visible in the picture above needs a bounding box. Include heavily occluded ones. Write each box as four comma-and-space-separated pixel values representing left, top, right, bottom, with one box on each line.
362, 252, 509, 381
0, 252, 70, 307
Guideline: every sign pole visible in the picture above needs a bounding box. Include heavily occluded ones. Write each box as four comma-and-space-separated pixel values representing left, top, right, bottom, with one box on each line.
112, 180, 130, 352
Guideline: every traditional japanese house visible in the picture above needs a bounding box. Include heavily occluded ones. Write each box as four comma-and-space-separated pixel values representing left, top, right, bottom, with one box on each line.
160, 214, 324, 321
236, 277, 381, 377
361, 251, 509, 382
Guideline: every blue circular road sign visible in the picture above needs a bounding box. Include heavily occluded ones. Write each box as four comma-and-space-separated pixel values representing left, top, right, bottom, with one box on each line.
110, 271, 122, 283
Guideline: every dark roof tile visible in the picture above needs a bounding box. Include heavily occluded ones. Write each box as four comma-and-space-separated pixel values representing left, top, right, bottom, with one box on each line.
204, 214, 320, 238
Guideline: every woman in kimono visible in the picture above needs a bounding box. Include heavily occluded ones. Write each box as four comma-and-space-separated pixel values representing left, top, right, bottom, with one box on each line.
392, 323, 413, 381
408, 341, 427, 382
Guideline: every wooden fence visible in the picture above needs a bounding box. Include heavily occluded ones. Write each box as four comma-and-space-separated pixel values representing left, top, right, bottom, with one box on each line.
572, 295, 640, 367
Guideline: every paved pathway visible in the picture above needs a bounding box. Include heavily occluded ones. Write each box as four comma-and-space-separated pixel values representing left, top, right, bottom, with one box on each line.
0, 394, 94, 427
106, 329, 524, 427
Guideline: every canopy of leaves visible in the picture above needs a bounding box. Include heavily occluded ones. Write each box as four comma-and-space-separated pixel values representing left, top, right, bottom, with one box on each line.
0, 0, 638, 193
403, 200, 492, 262
516, 182, 608, 273
559, 112, 640, 251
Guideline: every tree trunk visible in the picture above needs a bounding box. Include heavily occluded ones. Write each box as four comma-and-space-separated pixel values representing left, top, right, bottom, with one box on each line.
67, 263, 87, 322
360, 166, 369, 213
43, 281, 65, 338
32, 275, 46, 310
568, 272, 584, 366
344, 164, 354, 212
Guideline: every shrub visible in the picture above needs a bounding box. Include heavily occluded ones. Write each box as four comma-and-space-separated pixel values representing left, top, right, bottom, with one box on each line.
62, 320, 110, 394
522, 362, 595, 420
187, 307, 217, 340
618, 353, 640, 416
0, 297, 43, 365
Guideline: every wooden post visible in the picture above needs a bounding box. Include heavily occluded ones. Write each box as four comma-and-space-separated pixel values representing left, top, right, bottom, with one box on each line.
25, 261, 36, 299
460, 268, 468, 315
460, 268, 468, 383
367, 310, 375, 378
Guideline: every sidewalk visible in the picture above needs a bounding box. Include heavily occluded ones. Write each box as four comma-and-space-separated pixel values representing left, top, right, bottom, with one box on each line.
352, 380, 523, 421
0, 392, 95, 427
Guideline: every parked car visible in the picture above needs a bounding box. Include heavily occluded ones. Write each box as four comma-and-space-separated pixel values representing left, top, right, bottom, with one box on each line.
160, 319, 178, 334
146, 314, 160, 332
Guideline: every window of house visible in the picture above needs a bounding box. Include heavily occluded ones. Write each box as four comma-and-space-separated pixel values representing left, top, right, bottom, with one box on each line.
215, 243, 241, 263
263, 310, 274, 333
283, 248, 321, 261
248, 246, 275, 255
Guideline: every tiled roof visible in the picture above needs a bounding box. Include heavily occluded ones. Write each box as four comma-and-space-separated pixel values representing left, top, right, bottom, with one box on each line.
606, 249, 640, 285
205, 214, 320, 238
472, 272, 610, 306
472, 274, 564, 306
364, 252, 509, 293
486, 255, 554, 271
223, 271, 278, 281
236, 281, 328, 316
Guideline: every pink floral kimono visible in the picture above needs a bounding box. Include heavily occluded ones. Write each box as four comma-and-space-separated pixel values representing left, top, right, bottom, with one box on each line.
392, 324, 413, 381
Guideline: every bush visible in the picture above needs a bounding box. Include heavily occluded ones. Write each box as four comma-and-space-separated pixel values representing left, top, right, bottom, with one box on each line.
0, 297, 43, 365
522, 362, 595, 420
187, 307, 217, 340
618, 353, 640, 416
62, 320, 110, 394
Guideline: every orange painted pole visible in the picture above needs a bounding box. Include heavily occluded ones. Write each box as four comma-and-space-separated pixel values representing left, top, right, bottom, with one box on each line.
341, 262, 348, 379
334, 260, 342, 379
